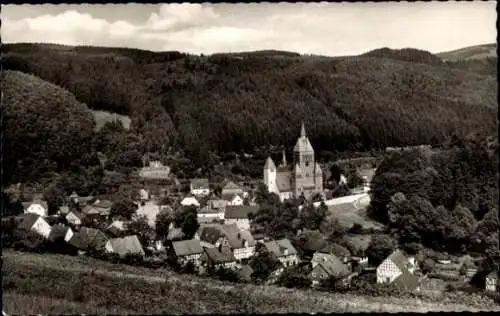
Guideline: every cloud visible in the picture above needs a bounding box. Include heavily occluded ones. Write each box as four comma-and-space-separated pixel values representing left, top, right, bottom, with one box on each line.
2, 3, 497, 56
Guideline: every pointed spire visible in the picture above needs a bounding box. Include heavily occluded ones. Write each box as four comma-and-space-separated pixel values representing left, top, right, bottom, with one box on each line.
282, 150, 287, 166
301, 121, 306, 137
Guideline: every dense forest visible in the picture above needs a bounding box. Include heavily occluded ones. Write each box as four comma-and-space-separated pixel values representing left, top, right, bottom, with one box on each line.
368, 133, 499, 269
2, 43, 497, 186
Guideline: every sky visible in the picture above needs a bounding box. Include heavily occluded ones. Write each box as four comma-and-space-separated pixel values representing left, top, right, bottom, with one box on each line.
2, 2, 497, 56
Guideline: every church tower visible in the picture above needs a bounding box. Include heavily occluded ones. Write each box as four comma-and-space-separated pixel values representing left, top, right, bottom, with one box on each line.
263, 157, 277, 194
293, 122, 316, 198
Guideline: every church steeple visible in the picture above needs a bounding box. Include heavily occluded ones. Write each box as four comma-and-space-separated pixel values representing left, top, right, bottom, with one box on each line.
301, 121, 306, 137
282, 150, 287, 166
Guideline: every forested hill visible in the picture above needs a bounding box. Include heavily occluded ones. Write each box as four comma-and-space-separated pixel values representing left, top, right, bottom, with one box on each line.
3, 43, 497, 168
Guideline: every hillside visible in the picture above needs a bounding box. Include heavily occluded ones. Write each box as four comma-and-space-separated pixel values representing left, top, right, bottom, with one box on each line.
92, 110, 131, 131
361, 47, 445, 66
2, 43, 497, 172
4, 250, 499, 314
2, 70, 96, 184
437, 43, 496, 61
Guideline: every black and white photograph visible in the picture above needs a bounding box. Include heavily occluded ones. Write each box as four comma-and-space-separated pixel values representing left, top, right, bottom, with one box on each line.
1, 1, 499, 314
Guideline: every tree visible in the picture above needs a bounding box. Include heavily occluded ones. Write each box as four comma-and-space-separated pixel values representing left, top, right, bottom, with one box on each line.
249, 242, 280, 281
155, 210, 174, 242
174, 206, 199, 239
277, 266, 312, 289
127, 215, 155, 247
366, 234, 398, 265
109, 199, 137, 220
43, 183, 66, 215
329, 164, 343, 184
299, 202, 327, 231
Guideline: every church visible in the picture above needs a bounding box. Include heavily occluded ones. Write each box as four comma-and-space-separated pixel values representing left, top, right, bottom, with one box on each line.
263, 122, 323, 201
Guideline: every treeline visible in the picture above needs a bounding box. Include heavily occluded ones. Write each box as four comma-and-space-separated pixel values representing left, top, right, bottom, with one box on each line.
2, 43, 497, 179
368, 132, 498, 268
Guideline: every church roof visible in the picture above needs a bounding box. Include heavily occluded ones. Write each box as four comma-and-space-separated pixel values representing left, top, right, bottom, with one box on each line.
264, 157, 276, 169
276, 170, 292, 192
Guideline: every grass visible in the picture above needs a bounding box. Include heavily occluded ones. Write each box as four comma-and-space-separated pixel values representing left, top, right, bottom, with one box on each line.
3, 250, 499, 314
327, 202, 383, 230
92, 109, 131, 131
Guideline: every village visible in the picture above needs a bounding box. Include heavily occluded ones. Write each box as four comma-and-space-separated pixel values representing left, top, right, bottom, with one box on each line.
4, 124, 498, 298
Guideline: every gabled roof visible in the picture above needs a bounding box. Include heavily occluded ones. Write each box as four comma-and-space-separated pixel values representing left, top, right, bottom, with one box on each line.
222, 181, 242, 192
107, 235, 145, 257
198, 224, 256, 249
264, 157, 276, 170
22, 200, 48, 211
487, 271, 499, 279
319, 243, 351, 259
93, 199, 113, 209
190, 178, 210, 190
293, 123, 314, 153
265, 239, 297, 258
224, 205, 259, 219
66, 210, 84, 221
181, 196, 200, 206
68, 227, 108, 251
276, 170, 292, 193
221, 193, 243, 202
48, 224, 71, 242
311, 252, 350, 279
383, 250, 420, 291
69, 192, 80, 198
204, 246, 236, 264
17, 213, 43, 231
172, 239, 204, 257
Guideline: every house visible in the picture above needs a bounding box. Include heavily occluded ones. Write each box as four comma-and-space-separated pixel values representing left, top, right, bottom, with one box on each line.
139, 160, 171, 179
221, 181, 244, 197
319, 243, 352, 265
197, 208, 225, 223
309, 252, 351, 286
48, 224, 74, 243
106, 220, 127, 237
17, 213, 52, 238
190, 178, 210, 196
93, 199, 113, 216
195, 224, 256, 260
139, 189, 149, 201
105, 235, 145, 258
172, 239, 204, 267
181, 196, 200, 207
264, 239, 299, 268
377, 250, 420, 292
222, 193, 244, 206
224, 205, 259, 230
22, 200, 48, 217
202, 245, 238, 270
66, 210, 84, 226
486, 271, 499, 292
68, 227, 108, 254
208, 199, 228, 211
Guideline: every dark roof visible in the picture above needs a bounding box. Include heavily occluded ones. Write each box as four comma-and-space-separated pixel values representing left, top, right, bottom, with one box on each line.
198, 226, 226, 244
68, 227, 108, 251
265, 239, 297, 258
190, 178, 209, 190
107, 235, 145, 257
311, 252, 350, 279
48, 224, 71, 242
224, 205, 259, 219
204, 246, 236, 264
264, 157, 276, 170
198, 224, 256, 249
320, 243, 351, 258
17, 213, 42, 231
172, 239, 204, 257
276, 170, 292, 192
487, 271, 499, 279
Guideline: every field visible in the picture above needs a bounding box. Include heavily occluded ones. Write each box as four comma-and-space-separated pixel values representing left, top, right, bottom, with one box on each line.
92, 110, 131, 131
3, 250, 499, 314
326, 194, 383, 230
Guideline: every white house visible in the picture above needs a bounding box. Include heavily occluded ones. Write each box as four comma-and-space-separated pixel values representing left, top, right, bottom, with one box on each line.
486, 271, 499, 292
139, 189, 149, 201
66, 211, 84, 226
17, 214, 52, 239
376, 250, 420, 292
196, 224, 256, 261
264, 239, 299, 268
224, 205, 259, 231
22, 200, 48, 217
181, 196, 200, 207
223, 194, 244, 206
190, 178, 210, 196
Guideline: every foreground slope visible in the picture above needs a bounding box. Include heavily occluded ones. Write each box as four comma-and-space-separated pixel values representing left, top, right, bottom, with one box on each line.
3, 250, 499, 314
